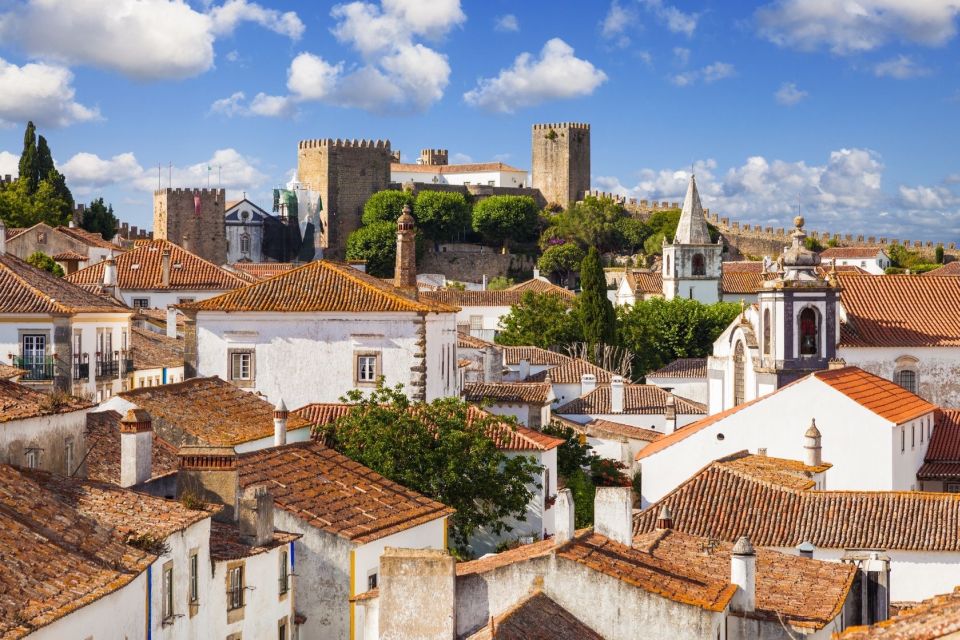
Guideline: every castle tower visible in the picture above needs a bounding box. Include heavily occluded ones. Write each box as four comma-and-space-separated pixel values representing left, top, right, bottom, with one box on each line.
153, 188, 227, 265
662, 175, 722, 302
394, 204, 417, 289
296, 138, 392, 260
531, 122, 590, 209
419, 149, 448, 166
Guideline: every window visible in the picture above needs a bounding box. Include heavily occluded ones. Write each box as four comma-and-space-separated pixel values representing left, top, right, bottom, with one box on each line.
227, 565, 244, 611
24, 448, 39, 469
64, 437, 74, 476
544, 468, 551, 508
487, 180, 495, 186
162, 564, 174, 622
901, 426, 905, 453
355, 353, 379, 385
279, 550, 289, 595
240, 233, 251, 254
860, 261, 866, 268
666, 255, 672, 276
177, 297, 196, 304
895, 369, 917, 394
469, 315, 482, 331
278, 619, 288, 640
733, 341, 745, 406
947, 483, 960, 493
229, 350, 254, 385
367, 572, 378, 591
762, 309, 771, 355
798, 307, 819, 356
692, 253, 706, 276
132, 298, 150, 309
36, 231, 46, 244
912, 424, 916, 449
189, 553, 199, 604
22, 334, 46, 368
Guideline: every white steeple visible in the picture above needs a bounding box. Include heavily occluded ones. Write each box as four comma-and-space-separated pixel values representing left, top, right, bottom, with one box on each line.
674, 174, 711, 245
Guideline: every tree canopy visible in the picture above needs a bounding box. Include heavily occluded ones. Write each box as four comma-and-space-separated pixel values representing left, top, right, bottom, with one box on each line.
361, 190, 415, 225
472, 195, 539, 248
323, 382, 543, 552
345, 221, 397, 278
537, 242, 584, 284
81, 197, 118, 240
578, 247, 616, 345
414, 190, 471, 242
26, 251, 64, 277
2, 122, 75, 228
495, 291, 581, 349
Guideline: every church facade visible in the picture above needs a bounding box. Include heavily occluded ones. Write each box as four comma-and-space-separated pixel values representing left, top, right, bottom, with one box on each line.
661, 175, 723, 303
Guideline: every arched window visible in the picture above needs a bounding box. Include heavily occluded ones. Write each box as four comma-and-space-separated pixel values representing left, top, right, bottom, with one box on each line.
799, 307, 819, 356
733, 341, 745, 406
240, 233, 251, 254
666, 255, 672, 276
894, 356, 920, 394
762, 309, 771, 355
692, 253, 706, 276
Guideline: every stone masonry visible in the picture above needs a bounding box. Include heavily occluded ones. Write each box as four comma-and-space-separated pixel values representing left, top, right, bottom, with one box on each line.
297, 139, 392, 260
153, 188, 227, 265
532, 122, 591, 209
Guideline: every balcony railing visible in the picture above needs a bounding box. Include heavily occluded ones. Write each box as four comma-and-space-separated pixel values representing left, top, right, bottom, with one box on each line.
73, 353, 89, 381
13, 356, 54, 381
95, 358, 120, 379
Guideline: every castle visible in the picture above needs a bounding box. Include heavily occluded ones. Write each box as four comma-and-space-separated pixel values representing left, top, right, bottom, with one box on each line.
153, 188, 228, 265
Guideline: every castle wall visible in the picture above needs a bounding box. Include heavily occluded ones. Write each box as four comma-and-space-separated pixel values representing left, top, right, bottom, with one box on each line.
418, 248, 536, 283
532, 123, 590, 208
153, 188, 227, 265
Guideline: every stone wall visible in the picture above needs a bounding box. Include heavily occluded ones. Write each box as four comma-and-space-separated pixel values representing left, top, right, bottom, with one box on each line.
153, 188, 227, 264
419, 247, 536, 282
532, 123, 590, 208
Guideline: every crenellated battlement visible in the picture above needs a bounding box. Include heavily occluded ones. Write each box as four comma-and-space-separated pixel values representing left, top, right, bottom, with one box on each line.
532, 122, 590, 131
153, 187, 226, 197
298, 138, 391, 150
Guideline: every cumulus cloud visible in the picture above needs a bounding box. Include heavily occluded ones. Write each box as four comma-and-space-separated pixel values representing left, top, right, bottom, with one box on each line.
0, 0, 305, 81
61, 152, 143, 190
495, 14, 519, 32
640, 0, 698, 37
0, 58, 99, 127
0, 151, 18, 177
756, 0, 960, 55
670, 61, 735, 86
775, 82, 808, 105
600, 1, 637, 48
873, 55, 932, 79
463, 38, 607, 113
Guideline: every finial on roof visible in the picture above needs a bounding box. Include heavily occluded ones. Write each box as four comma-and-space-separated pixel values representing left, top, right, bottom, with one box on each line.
732, 536, 755, 556
805, 418, 821, 438
656, 504, 674, 529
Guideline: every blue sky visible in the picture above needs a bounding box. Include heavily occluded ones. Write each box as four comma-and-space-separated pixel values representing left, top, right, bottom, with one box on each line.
0, 0, 958, 242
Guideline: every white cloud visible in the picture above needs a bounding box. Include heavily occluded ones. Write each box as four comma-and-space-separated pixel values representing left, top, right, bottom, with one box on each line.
225, 50, 241, 63
0, 151, 19, 177
601, 1, 637, 47
756, 0, 960, 55
775, 81, 808, 105
495, 14, 519, 32
0, 58, 99, 127
464, 38, 607, 113
0, 0, 305, 81
210, 91, 248, 117
248, 93, 294, 117
640, 0, 698, 37
670, 61, 735, 86
287, 53, 344, 101
873, 54, 932, 79
61, 152, 143, 190
450, 152, 473, 164
331, 0, 464, 56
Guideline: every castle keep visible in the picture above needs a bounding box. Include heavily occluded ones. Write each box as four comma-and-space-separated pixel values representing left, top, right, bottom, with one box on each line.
297, 138, 392, 260
153, 188, 227, 265
531, 122, 591, 209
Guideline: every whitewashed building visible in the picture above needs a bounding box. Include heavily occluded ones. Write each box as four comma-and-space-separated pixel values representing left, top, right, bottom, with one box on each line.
645, 358, 708, 405
819, 246, 891, 275
391, 150, 528, 188
463, 381, 554, 427
661, 175, 723, 303
224, 198, 269, 263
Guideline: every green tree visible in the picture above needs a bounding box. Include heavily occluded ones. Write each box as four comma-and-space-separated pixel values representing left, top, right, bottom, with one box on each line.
345, 221, 397, 278
540, 196, 626, 253
26, 251, 64, 277
82, 198, 118, 240
564, 468, 596, 528
414, 191, 471, 242
36, 135, 55, 177
616, 216, 651, 254
936, 245, 945, 264
578, 247, 616, 345
472, 195, 539, 249
362, 190, 415, 225
0, 177, 70, 228
18, 122, 39, 193
537, 243, 585, 284
804, 236, 824, 252
486, 276, 514, 291
495, 291, 582, 349
325, 382, 543, 551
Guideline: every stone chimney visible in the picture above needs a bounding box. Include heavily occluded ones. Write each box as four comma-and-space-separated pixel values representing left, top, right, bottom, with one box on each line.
554, 488, 575, 544
379, 548, 456, 640
273, 398, 288, 447
120, 409, 152, 488
730, 536, 757, 613
177, 446, 239, 522
166, 305, 178, 339
665, 393, 677, 433
238, 484, 274, 547
518, 358, 530, 381
610, 375, 625, 414
828, 358, 847, 370
797, 541, 815, 558
102, 257, 117, 287
656, 505, 673, 529
161, 248, 171, 287
580, 373, 597, 397
0, 218, 6, 255
594, 486, 633, 547
483, 345, 502, 383
804, 419, 822, 467
393, 204, 417, 289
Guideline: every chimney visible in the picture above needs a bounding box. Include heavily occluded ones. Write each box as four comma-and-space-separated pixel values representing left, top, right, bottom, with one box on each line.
610, 375, 625, 414
580, 373, 597, 397
68, 220, 76, 228
664, 393, 677, 433
273, 398, 288, 447
0, 218, 6, 255
182, 234, 192, 254
119, 409, 153, 487
554, 488, 575, 544
166, 305, 178, 339
161, 248, 171, 287
177, 445, 239, 522
533, 267, 541, 280
379, 548, 456, 640
518, 358, 530, 381
593, 486, 633, 547
828, 358, 847, 370
483, 345, 502, 382
804, 419, 822, 467
797, 541, 815, 559
102, 258, 117, 287
238, 484, 274, 547
393, 204, 417, 289
730, 536, 757, 613
656, 505, 673, 529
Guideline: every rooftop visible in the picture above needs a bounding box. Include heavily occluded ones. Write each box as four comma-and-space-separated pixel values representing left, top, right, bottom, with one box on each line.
646, 357, 708, 379
129, 326, 183, 370
421, 285, 573, 307
457, 331, 495, 349
0, 378, 91, 424
501, 345, 572, 366
0, 364, 26, 380
84, 410, 179, 484
923, 261, 960, 276
391, 161, 526, 174
208, 521, 300, 561
819, 246, 887, 259
837, 586, 960, 639
465, 591, 603, 640
582, 418, 663, 442
918, 409, 960, 481
524, 359, 616, 384
0, 252, 129, 314
555, 384, 707, 416
228, 262, 297, 281
506, 278, 576, 299
464, 382, 552, 405
56, 225, 119, 250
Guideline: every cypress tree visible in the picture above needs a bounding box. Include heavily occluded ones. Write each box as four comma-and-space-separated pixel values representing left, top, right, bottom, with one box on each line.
18, 121, 39, 193
578, 246, 616, 345
37, 135, 55, 177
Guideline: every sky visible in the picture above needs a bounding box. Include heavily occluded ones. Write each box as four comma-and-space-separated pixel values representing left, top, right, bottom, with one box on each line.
0, 0, 958, 242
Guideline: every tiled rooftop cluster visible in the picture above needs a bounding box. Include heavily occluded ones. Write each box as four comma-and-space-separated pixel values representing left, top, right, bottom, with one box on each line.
555, 384, 707, 415
0, 378, 90, 423
0, 252, 127, 314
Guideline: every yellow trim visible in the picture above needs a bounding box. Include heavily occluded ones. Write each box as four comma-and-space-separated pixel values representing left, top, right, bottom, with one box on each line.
443, 517, 449, 550
349, 549, 356, 640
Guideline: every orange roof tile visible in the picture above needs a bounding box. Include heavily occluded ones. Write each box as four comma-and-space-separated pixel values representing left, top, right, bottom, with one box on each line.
464, 382, 552, 405
84, 410, 179, 484
501, 346, 572, 366
422, 287, 572, 307
465, 591, 603, 640
813, 366, 936, 424
622, 269, 663, 295
923, 261, 960, 276
646, 357, 708, 379
209, 522, 300, 561
0, 364, 26, 380
555, 384, 706, 416
185, 259, 457, 313
506, 278, 576, 299
717, 451, 832, 490
524, 359, 615, 384
583, 418, 663, 442
0, 378, 91, 423
0, 252, 129, 314
918, 409, 960, 481
229, 262, 297, 281
57, 226, 119, 250
820, 246, 887, 259
51, 250, 88, 261
130, 326, 183, 369
837, 586, 960, 639
457, 331, 495, 349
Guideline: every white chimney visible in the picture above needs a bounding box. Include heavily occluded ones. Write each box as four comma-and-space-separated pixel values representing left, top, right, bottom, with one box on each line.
665, 393, 677, 433
594, 486, 633, 547
656, 505, 673, 529
797, 541, 815, 559
161, 248, 171, 287
610, 376, 625, 414
166, 305, 178, 339
804, 419, 822, 467
120, 409, 152, 487
580, 373, 597, 397
68, 220, 76, 228
730, 536, 757, 613
0, 218, 7, 255
482, 274, 488, 290
274, 398, 288, 447
102, 258, 117, 287
518, 358, 530, 381
554, 488, 575, 544
533, 267, 541, 280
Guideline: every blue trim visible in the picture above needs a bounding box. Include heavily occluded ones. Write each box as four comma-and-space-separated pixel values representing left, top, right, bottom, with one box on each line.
290, 540, 295, 569
146, 564, 152, 640
162, 368, 167, 385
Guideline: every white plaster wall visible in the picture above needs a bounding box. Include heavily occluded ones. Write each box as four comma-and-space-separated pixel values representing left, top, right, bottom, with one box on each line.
556, 411, 701, 432
667, 278, 721, 304
455, 304, 512, 342
483, 402, 533, 426
840, 346, 960, 409
890, 415, 933, 491
210, 541, 294, 640
721, 292, 759, 305
0, 409, 90, 474
119, 289, 229, 309
28, 570, 148, 640
646, 376, 709, 405
391, 168, 526, 187
424, 312, 459, 400
830, 257, 887, 275
132, 365, 185, 389
149, 518, 213, 640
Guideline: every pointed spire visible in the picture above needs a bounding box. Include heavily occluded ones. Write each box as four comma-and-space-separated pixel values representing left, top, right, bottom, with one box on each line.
674, 174, 712, 244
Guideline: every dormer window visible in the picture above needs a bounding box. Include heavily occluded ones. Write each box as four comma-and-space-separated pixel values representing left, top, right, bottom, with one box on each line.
799, 308, 819, 356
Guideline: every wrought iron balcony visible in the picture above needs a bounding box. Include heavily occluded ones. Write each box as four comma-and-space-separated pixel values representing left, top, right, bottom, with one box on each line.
95, 357, 120, 379
12, 356, 54, 381
73, 353, 90, 380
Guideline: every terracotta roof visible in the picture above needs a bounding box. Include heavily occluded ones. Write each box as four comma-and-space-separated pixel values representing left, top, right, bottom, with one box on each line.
646, 357, 708, 379
524, 359, 615, 384
923, 261, 960, 276
0, 378, 91, 423
813, 367, 936, 424
720, 261, 866, 295
820, 246, 886, 259
57, 226, 118, 250
135, 307, 184, 329
391, 161, 526, 174
66, 239, 246, 291
294, 402, 353, 427
229, 262, 297, 281
185, 259, 457, 313
716, 451, 832, 490
456, 536, 558, 576
635, 458, 960, 551
0, 252, 129, 314
465, 591, 603, 640
84, 410, 179, 484
237, 441, 454, 543
506, 278, 576, 299
583, 418, 663, 442
918, 409, 960, 481
51, 250, 88, 261
838, 273, 960, 347
464, 382, 552, 405
208, 521, 299, 561
120, 377, 311, 447
130, 326, 183, 370
457, 331, 495, 349
0, 364, 26, 380
837, 586, 960, 639
621, 269, 663, 295
502, 346, 572, 366
422, 287, 572, 307
555, 384, 707, 416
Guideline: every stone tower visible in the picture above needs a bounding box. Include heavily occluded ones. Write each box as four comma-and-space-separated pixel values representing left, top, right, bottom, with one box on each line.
296, 138, 392, 260
153, 188, 227, 265
662, 175, 722, 302
394, 204, 417, 289
531, 122, 591, 209
419, 149, 448, 166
